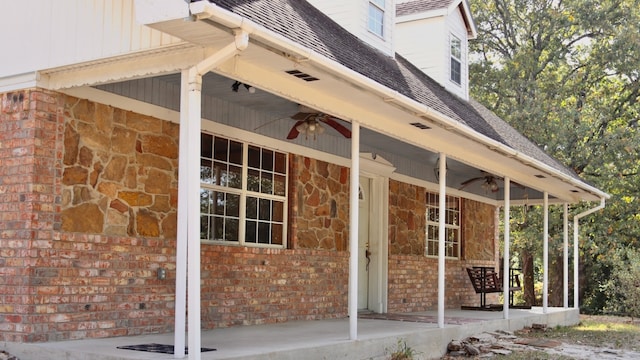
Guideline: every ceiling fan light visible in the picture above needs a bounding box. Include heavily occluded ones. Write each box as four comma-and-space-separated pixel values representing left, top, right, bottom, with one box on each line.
296, 122, 308, 132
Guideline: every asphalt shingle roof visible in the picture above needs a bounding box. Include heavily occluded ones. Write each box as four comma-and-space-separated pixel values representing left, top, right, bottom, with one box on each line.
396, 0, 454, 17
203, 0, 581, 181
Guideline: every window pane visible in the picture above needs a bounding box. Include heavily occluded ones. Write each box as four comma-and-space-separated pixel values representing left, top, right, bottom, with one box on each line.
257, 222, 270, 244
262, 149, 273, 171
228, 165, 242, 189
368, 5, 384, 36
274, 152, 286, 174
213, 191, 225, 215
451, 59, 461, 84
261, 171, 273, 194
259, 199, 271, 221
227, 193, 240, 217
247, 168, 260, 192
228, 140, 242, 165
245, 220, 257, 243
271, 223, 283, 245
272, 201, 284, 222
225, 218, 239, 241
201, 133, 213, 158
248, 145, 260, 169
200, 159, 213, 184
274, 174, 286, 196
246, 196, 257, 219
212, 215, 224, 240
214, 137, 228, 161
200, 189, 211, 214
200, 215, 209, 240
213, 161, 226, 186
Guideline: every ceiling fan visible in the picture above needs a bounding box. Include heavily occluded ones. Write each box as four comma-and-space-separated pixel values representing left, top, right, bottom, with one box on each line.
459, 174, 501, 193
286, 106, 352, 140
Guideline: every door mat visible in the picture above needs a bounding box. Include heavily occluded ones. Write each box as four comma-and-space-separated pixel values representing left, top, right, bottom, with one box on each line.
117, 343, 217, 354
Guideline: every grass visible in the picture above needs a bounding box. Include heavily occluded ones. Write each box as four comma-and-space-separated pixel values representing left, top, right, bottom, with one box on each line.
495, 315, 640, 359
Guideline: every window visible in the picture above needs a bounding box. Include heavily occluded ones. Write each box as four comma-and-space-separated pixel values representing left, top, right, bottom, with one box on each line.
425, 192, 460, 258
450, 35, 462, 85
368, 0, 385, 37
200, 133, 287, 247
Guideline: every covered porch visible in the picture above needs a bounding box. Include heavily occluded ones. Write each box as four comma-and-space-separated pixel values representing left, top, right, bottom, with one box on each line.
5, 307, 578, 360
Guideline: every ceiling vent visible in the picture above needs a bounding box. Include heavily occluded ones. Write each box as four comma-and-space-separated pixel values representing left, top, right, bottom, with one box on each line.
285, 70, 319, 82
410, 122, 431, 130
534, 174, 546, 178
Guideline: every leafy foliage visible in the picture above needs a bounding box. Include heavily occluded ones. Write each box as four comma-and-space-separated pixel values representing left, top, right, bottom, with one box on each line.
470, 0, 640, 312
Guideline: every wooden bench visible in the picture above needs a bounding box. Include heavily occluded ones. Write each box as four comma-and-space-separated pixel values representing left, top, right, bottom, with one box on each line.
462, 266, 522, 310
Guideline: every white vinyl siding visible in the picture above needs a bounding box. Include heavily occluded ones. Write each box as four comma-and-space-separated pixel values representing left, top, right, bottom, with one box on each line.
0, 0, 182, 78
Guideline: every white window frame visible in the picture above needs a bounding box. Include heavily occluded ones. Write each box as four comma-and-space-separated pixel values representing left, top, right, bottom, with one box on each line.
367, 0, 385, 38
450, 34, 462, 85
200, 133, 288, 248
425, 192, 460, 259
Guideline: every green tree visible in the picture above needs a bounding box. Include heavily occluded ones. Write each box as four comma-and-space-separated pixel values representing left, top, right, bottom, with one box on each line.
470, 0, 640, 312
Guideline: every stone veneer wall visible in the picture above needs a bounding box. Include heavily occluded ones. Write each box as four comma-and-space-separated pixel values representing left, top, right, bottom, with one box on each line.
0, 89, 179, 342
387, 180, 498, 311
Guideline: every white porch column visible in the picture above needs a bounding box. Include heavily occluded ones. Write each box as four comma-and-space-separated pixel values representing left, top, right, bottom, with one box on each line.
174, 70, 190, 358
186, 70, 203, 360
573, 198, 606, 308
563, 203, 569, 308
542, 192, 549, 313
437, 153, 446, 328
503, 177, 510, 318
348, 121, 360, 340
180, 31, 249, 360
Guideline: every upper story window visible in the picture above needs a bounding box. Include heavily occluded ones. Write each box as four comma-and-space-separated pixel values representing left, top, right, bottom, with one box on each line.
450, 34, 462, 85
368, 0, 385, 37
425, 192, 460, 258
200, 133, 287, 247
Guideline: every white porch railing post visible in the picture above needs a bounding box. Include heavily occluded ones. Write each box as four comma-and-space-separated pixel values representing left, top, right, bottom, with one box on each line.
348, 121, 360, 340
503, 177, 510, 318
437, 154, 446, 328
543, 192, 549, 313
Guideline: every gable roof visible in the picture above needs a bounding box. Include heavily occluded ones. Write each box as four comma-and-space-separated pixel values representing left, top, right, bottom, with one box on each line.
396, 0, 454, 16
202, 0, 580, 182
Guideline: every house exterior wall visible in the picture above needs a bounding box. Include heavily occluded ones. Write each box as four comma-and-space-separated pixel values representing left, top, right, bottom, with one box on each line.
387, 180, 498, 311
307, 0, 395, 56
0, 90, 497, 342
0, 0, 182, 78
395, 6, 470, 100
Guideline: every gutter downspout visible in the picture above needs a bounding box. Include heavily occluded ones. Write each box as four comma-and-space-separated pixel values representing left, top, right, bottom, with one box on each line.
573, 198, 606, 309
189, 1, 608, 201
176, 29, 249, 360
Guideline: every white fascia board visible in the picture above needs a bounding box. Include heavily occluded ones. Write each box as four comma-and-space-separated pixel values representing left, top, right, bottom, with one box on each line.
0, 72, 39, 92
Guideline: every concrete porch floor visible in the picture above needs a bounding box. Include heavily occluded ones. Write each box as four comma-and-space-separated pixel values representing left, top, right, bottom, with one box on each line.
3, 307, 579, 360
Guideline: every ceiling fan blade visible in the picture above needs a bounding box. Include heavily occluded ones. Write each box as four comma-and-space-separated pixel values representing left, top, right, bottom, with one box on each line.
287, 120, 304, 139
291, 112, 314, 121
320, 117, 352, 138
459, 177, 484, 187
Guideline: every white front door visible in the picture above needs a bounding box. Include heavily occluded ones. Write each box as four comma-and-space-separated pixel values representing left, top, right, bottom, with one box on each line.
357, 177, 371, 310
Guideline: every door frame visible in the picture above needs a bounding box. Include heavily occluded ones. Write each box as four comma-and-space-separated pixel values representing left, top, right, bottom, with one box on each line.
359, 153, 395, 313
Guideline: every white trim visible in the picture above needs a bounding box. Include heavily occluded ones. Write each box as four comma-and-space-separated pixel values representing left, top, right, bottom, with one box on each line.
0, 72, 39, 93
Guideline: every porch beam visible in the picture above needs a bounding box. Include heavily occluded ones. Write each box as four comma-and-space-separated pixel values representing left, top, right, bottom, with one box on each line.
437, 153, 447, 328
348, 121, 361, 340
503, 177, 510, 318
543, 192, 549, 313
